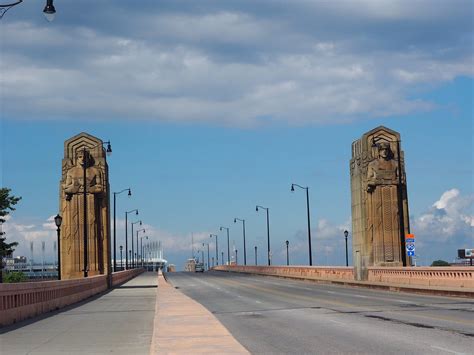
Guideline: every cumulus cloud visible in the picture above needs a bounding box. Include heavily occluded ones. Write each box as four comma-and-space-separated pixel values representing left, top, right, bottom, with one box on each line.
413, 189, 473, 244
1, 0, 472, 126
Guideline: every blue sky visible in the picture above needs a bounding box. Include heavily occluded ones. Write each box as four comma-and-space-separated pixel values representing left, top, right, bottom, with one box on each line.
1, 0, 472, 269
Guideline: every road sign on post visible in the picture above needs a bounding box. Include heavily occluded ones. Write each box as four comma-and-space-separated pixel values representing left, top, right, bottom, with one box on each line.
405, 234, 415, 258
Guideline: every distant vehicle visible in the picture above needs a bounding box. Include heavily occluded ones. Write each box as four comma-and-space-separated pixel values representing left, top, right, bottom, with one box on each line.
195, 262, 205, 272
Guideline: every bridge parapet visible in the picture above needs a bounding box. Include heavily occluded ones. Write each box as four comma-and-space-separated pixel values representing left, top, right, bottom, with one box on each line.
0, 268, 144, 327
214, 265, 474, 294
214, 265, 354, 281
368, 267, 474, 288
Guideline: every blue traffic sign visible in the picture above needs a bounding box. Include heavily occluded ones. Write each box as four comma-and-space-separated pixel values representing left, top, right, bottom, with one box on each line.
407, 250, 415, 256
406, 244, 415, 252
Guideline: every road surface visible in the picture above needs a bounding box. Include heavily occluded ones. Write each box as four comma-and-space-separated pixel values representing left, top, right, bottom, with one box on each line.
166, 271, 473, 354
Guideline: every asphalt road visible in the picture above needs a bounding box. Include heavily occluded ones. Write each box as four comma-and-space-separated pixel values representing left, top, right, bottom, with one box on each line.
0, 273, 157, 355
165, 271, 473, 355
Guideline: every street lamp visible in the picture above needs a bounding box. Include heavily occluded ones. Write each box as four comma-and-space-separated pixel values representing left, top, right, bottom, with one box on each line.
344, 230, 349, 267
256, 205, 271, 266
234, 218, 247, 265
220, 226, 230, 265
371, 137, 409, 266
113, 188, 131, 271
254, 246, 258, 265
54, 214, 62, 280
210, 234, 218, 266
0, 0, 55, 21
136, 228, 145, 268
119, 245, 123, 270
81, 140, 112, 278
125, 209, 138, 269
202, 243, 210, 270
131, 220, 142, 267
291, 183, 313, 266
140, 235, 148, 267
285, 240, 289, 266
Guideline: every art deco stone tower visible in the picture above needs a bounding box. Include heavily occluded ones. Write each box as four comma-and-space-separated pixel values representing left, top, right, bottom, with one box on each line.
59, 133, 111, 280
350, 126, 410, 280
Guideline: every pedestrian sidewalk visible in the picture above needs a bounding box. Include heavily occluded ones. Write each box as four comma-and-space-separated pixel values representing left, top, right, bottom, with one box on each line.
150, 272, 249, 354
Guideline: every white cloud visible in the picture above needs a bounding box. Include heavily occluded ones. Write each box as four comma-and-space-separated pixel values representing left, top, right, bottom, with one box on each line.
413, 188, 473, 243
1, 1, 472, 126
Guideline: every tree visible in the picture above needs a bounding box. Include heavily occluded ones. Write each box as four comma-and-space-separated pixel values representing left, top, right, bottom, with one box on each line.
431, 259, 450, 267
0, 188, 21, 283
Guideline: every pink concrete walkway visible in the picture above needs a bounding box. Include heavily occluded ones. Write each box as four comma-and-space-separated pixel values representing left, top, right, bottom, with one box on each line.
150, 272, 249, 354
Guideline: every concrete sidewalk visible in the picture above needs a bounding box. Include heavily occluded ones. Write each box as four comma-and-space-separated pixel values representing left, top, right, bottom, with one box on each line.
150, 272, 249, 354
0, 272, 157, 355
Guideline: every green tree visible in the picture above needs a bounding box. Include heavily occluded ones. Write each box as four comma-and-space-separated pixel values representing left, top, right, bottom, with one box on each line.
431, 259, 450, 267
4, 271, 27, 283
0, 188, 22, 283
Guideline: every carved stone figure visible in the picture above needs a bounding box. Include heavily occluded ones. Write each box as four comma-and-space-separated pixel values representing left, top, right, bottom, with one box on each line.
59, 133, 111, 280
350, 127, 410, 280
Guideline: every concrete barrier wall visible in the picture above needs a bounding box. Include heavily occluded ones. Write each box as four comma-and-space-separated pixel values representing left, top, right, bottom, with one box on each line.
368, 267, 474, 288
0, 268, 145, 327
214, 265, 474, 290
213, 265, 355, 281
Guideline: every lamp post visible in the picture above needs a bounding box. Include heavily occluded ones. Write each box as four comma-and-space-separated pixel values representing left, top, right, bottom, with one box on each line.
221, 251, 224, 265
344, 230, 349, 267
202, 243, 210, 270
54, 214, 62, 280
119, 245, 123, 270
113, 188, 131, 271
291, 184, 313, 266
235, 249, 238, 265
136, 228, 145, 268
0, 0, 56, 21
219, 226, 230, 265
285, 240, 289, 266
201, 250, 205, 268
81, 140, 112, 277
131, 221, 142, 267
210, 234, 218, 266
234, 218, 247, 265
140, 235, 148, 267
371, 137, 409, 267
256, 205, 271, 265
254, 246, 258, 265
125, 209, 138, 269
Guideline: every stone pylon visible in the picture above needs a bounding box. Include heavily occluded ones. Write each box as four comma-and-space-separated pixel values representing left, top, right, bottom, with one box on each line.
350, 126, 410, 280
59, 133, 111, 280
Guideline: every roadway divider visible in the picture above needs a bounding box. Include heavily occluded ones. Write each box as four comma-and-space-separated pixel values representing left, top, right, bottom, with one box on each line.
150, 272, 249, 354
214, 265, 474, 297
0, 268, 145, 327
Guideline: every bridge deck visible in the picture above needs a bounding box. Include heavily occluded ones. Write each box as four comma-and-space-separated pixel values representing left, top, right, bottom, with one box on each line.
0, 272, 157, 355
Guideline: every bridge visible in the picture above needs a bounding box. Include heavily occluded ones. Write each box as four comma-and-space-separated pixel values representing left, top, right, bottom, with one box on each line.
1, 267, 473, 354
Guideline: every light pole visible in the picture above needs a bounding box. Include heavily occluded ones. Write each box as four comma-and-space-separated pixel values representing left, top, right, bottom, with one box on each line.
203, 243, 210, 270
132, 227, 146, 267
285, 240, 289, 266
221, 251, 224, 265
201, 250, 205, 267
344, 230, 349, 267
132, 223, 143, 267
291, 183, 313, 266
254, 246, 258, 265
372, 137, 409, 266
235, 249, 238, 264
113, 188, 131, 271
141, 235, 148, 267
81, 140, 112, 277
54, 214, 62, 280
125, 209, 138, 269
119, 245, 123, 270
210, 234, 218, 266
256, 205, 271, 265
220, 226, 230, 265
234, 218, 247, 265
0, 0, 56, 21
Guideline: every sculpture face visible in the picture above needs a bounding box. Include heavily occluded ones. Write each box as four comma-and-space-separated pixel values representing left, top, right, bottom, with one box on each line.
76, 152, 85, 166
379, 147, 389, 159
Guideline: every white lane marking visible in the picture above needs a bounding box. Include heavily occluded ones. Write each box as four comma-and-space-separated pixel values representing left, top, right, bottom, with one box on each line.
353, 294, 368, 298
328, 319, 345, 326
430, 345, 464, 354
255, 301, 262, 304
327, 291, 337, 294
